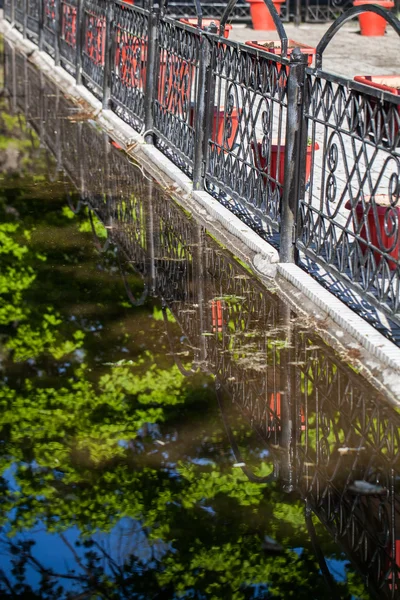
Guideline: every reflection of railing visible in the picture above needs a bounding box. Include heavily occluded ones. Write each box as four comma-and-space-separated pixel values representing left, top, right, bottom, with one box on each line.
12, 52, 400, 598
4, 0, 400, 338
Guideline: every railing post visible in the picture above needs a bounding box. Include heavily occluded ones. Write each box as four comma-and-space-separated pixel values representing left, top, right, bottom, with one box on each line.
75, 0, 83, 84
39, 70, 45, 141
295, 0, 301, 26
38, 0, 44, 51
193, 33, 212, 191
11, 45, 17, 115
102, 0, 114, 109
54, 0, 61, 66
11, 0, 15, 25
278, 301, 295, 493
280, 49, 308, 263
143, 5, 160, 143
23, 0, 28, 38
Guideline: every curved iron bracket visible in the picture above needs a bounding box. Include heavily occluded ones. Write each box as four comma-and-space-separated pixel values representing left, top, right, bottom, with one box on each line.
118, 253, 148, 307
219, 0, 288, 55
88, 210, 111, 253
216, 380, 277, 484
162, 303, 201, 377
315, 5, 400, 70
305, 501, 339, 599
194, 0, 203, 29
219, 0, 238, 36
66, 191, 83, 215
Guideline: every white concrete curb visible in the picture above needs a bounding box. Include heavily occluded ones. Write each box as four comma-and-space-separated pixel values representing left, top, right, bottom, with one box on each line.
278, 264, 400, 372
3, 18, 400, 382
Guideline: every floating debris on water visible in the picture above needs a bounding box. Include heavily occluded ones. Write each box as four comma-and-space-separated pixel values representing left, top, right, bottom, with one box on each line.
348, 480, 386, 495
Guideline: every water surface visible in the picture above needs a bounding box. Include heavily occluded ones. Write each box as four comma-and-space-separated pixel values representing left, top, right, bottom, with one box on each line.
0, 41, 399, 600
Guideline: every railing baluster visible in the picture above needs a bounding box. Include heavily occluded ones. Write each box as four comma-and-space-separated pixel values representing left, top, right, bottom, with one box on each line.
54, 0, 61, 66
280, 49, 308, 263
76, 0, 84, 84
193, 34, 212, 191
102, 0, 113, 109
23, 0, 28, 38
143, 5, 160, 143
38, 0, 44, 51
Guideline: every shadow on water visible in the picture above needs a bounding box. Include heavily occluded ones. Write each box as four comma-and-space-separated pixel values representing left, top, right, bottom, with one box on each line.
1, 39, 400, 599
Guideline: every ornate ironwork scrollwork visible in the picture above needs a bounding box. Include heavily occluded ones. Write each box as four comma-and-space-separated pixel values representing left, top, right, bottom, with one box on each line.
299, 71, 400, 325
43, 0, 57, 56
82, 0, 107, 97
153, 18, 200, 175
110, 4, 149, 132
60, 0, 78, 72
205, 40, 288, 238
27, 0, 40, 38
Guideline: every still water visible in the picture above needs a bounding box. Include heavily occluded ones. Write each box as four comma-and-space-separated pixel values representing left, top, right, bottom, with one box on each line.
1, 40, 400, 599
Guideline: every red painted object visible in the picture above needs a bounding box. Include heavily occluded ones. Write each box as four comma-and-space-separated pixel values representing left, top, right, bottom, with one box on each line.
353, 75, 400, 146
211, 300, 223, 332
189, 105, 240, 148
179, 18, 232, 38
354, 74, 400, 96
353, 0, 394, 36
85, 12, 106, 66
245, 39, 316, 67
385, 539, 400, 591
117, 36, 147, 89
114, 3, 147, 90
247, 0, 286, 30
45, 0, 56, 23
61, 4, 77, 47
251, 141, 319, 191
213, 108, 240, 148
345, 196, 400, 270
158, 54, 195, 114
85, 1, 135, 70
268, 393, 306, 432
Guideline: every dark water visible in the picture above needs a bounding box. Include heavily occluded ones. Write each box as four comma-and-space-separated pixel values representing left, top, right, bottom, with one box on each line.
1, 40, 400, 599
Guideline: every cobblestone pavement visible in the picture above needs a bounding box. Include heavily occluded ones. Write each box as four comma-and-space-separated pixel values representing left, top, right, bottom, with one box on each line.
230, 21, 400, 78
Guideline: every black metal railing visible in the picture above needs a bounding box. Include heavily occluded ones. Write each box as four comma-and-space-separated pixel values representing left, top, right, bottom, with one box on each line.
81, 0, 107, 97
110, 1, 149, 130
59, 0, 78, 73
4, 0, 12, 21
3, 0, 400, 341
204, 37, 290, 237
299, 8, 400, 330
14, 0, 24, 31
7, 53, 400, 594
166, 0, 252, 23
42, 0, 59, 59
299, 70, 400, 320
153, 16, 201, 175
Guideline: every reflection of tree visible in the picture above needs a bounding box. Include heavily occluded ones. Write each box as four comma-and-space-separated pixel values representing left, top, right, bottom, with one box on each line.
0, 49, 372, 599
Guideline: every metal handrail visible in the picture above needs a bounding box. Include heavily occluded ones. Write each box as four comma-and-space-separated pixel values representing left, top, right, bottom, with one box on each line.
315, 4, 400, 69
219, 0, 288, 56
